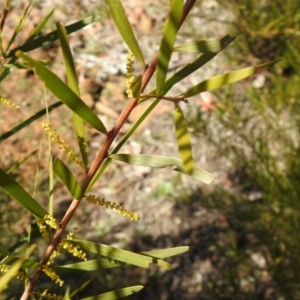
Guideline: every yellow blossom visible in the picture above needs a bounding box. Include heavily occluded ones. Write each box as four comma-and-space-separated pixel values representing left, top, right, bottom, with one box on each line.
126, 51, 135, 98
42, 123, 85, 168
85, 194, 140, 221
0, 95, 19, 108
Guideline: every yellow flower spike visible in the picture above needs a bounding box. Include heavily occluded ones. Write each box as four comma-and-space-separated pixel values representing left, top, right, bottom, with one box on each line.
44, 214, 59, 229
0, 95, 19, 109
42, 123, 85, 168
0, 263, 28, 280
35, 290, 71, 300
43, 265, 64, 286
126, 50, 135, 98
85, 194, 140, 221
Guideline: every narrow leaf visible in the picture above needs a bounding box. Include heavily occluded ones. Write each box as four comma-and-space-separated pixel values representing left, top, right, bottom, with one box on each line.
104, 0, 144, 65
53, 158, 82, 199
174, 103, 194, 174
142, 246, 190, 259
0, 244, 35, 292
26, 8, 55, 42
87, 35, 235, 191
183, 58, 282, 98
56, 259, 123, 272
156, 0, 183, 93
109, 154, 214, 184
5, 3, 32, 52
17, 52, 107, 134
7, 150, 37, 174
139, 34, 236, 104
173, 39, 227, 53
0, 101, 62, 143
57, 22, 88, 166
5, 14, 101, 58
80, 285, 144, 300
72, 240, 170, 270
0, 168, 47, 219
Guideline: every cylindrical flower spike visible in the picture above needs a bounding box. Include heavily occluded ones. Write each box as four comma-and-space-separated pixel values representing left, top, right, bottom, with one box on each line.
126, 51, 135, 98
42, 123, 85, 168
85, 194, 140, 221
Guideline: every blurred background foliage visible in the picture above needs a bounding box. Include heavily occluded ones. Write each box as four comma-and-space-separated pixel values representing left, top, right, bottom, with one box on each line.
188, 0, 300, 298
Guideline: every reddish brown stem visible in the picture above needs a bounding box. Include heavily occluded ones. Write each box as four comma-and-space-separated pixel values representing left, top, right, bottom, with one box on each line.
20, 1, 196, 299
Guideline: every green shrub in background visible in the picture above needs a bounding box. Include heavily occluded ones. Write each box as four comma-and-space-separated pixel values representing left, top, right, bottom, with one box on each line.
188, 0, 300, 298
0, 0, 279, 299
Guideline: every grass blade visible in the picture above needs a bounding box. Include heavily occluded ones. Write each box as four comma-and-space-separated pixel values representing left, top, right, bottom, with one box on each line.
156, 0, 183, 93
0, 101, 62, 143
26, 8, 55, 42
182, 58, 282, 98
0, 168, 47, 219
80, 285, 144, 300
57, 22, 88, 166
53, 158, 82, 199
17, 52, 107, 134
5, 3, 32, 52
174, 103, 194, 174
109, 154, 214, 184
104, 0, 144, 65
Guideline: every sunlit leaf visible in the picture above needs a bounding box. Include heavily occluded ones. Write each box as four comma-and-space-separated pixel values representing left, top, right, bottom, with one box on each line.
17, 52, 107, 134
142, 246, 189, 259
56, 259, 123, 272
80, 285, 144, 300
57, 22, 88, 166
53, 158, 82, 199
72, 240, 170, 270
173, 38, 228, 53
104, 0, 144, 65
0, 168, 47, 219
156, 0, 184, 93
174, 103, 194, 174
109, 154, 214, 184
182, 58, 282, 98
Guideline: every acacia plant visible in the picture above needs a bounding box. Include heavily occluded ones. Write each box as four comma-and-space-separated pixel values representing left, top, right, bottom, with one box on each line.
0, 0, 279, 299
